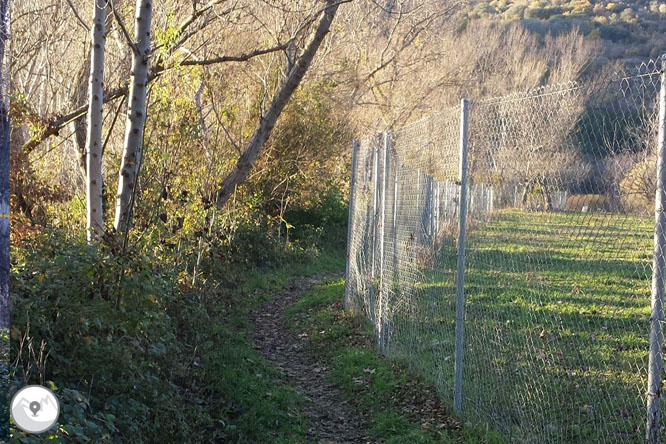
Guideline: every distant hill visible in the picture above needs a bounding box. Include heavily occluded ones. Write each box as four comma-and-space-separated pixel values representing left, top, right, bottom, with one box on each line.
462, 0, 666, 63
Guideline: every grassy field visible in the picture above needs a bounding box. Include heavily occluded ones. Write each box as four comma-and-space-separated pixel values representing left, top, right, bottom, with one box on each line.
372, 209, 655, 443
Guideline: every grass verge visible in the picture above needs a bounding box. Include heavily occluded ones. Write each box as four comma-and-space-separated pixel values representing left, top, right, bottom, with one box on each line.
9, 237, 343, 444
284, 277, 505, 444
200, 250, 345, 443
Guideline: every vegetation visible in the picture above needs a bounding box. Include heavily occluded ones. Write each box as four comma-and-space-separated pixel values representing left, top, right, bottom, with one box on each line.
9, 215, 345, 442
5, 0, 664, 441
463, 0, 666, 61
0, 328, 8, 438
373, 209, 653, 443
284, 277, 506, 444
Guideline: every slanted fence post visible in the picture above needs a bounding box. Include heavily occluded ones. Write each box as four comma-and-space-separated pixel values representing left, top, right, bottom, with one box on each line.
454, 98, 470, 412
344, 139, 359, 311
647, 53, 666, 444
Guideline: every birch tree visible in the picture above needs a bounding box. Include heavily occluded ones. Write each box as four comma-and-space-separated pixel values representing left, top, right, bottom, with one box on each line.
85, 0, 108, 240
113, 0, 152, 233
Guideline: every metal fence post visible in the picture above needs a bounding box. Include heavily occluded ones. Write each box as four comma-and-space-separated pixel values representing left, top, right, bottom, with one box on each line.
428, 176, 435, 241
417, 169, 421, 210
444, 180, 449, 218
378, 131, 391, 353
388, 153, 399, 352
647, 54, 666, 444
371, 138, 380, 278
393, 155, 400, 283
344, 139, 360, 311
514, 184, 518, 208
454, 98, 470, 412
435, 181, 440, 236
426, 176, 433, 240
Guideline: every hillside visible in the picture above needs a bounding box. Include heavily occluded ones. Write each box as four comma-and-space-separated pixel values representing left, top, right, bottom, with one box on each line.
463, 0, 666, 62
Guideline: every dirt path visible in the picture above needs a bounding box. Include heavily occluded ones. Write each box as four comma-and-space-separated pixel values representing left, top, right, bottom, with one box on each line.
252, 273, 370, 444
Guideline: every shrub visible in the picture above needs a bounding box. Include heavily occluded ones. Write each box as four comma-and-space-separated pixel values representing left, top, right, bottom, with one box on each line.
9, 229, 218, 442
284, 184, 349, 251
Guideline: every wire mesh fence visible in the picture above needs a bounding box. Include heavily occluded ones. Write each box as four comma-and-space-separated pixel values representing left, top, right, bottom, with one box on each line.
345, 55, 666, 443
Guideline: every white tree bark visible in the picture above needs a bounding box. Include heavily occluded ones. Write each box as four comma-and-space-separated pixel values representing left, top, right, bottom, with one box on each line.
113, 0, 152, 233
215, 0, 340, 208
85, 0, 107, 241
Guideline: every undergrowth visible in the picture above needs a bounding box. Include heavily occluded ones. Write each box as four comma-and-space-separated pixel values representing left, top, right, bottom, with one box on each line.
9, 217, 344, 443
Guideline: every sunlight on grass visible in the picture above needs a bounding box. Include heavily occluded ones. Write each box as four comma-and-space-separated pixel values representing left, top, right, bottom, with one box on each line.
380, 209, 654, 443
286, 278, 506, 443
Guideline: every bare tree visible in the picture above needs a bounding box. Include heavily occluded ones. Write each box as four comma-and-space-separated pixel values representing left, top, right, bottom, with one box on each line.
617, 105, 661, 212
323, 0, 461, 130
214, 0, 342, 208
473, 84, 586, 210
85, 0, 108, 240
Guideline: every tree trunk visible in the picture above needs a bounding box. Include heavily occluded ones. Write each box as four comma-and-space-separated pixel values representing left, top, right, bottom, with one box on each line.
113, 0, 152, 234
540, 180, 553, 211
71, 59, 90, 175
521, 179, 533, 208
215, 0, 340, 209
85, 0, 108, 241
0, 0, 9, 329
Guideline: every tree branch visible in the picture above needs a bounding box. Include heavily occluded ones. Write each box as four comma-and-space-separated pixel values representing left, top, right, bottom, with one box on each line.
65, 0, 90, 32
110, 0, 138, 54
214, 0, 341, 209
21, 43, 289, 154
22, 85, 129, 154
180, 43, 288, 66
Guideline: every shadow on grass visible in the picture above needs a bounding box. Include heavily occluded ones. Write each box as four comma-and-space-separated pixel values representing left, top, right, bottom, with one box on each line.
369, 210, 653, 443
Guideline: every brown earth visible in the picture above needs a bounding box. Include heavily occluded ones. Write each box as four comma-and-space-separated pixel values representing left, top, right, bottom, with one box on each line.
252, 273, 371, 444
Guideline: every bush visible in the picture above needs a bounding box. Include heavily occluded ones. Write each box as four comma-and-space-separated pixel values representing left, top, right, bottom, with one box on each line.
284, 185, 349, 251
0, 329, 8, 440
524, 6, 564, 20
9, 229, 220, 443
599, 23, 631, 41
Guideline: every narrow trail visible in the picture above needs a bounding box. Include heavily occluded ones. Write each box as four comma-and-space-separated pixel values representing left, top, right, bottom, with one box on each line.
252, 273, 370, 444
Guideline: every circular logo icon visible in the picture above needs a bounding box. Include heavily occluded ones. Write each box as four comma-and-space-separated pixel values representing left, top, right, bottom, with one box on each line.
10, 385, 60, 434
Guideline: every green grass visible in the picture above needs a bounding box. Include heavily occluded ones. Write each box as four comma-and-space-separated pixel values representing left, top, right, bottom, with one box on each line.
284, 277, 506, 443
203, 323, 308, 443
368, 209, 654, 443
204, 250, 345, 443
243, 251, 345, 293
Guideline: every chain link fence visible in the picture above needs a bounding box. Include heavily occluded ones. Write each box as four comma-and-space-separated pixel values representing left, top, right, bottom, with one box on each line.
345, 55, 666, 443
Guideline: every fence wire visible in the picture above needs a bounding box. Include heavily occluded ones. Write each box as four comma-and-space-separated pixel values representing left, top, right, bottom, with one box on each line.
345, 55, 666, 443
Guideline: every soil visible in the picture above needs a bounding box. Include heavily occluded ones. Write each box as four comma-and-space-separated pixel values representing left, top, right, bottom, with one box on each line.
252, 273, 370, 444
